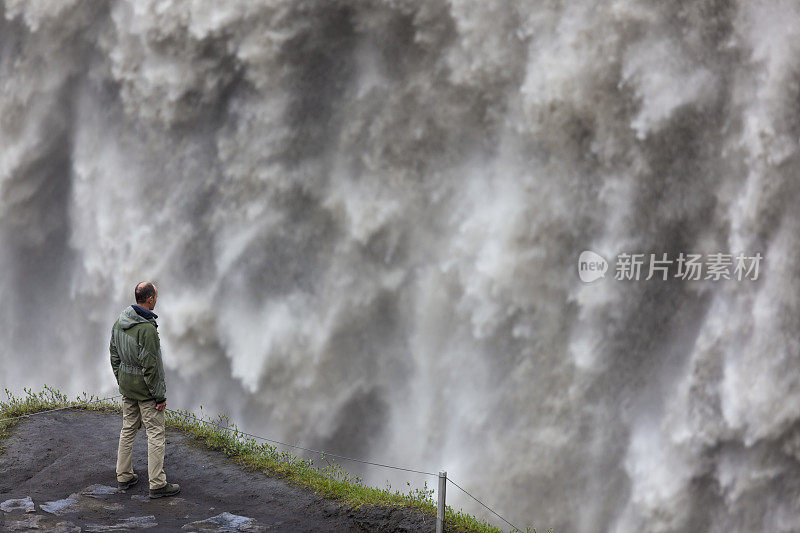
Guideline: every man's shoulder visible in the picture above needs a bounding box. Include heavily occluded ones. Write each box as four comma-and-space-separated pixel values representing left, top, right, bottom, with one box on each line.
137, 321, 160, 342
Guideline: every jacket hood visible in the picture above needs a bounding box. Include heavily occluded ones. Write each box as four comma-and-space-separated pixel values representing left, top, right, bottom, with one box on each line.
117, 305, 158, 330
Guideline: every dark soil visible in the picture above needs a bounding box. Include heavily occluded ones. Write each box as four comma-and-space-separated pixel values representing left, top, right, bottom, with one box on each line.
0, 410, 437, 532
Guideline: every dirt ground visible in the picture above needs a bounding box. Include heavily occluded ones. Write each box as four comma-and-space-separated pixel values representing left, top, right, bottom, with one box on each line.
0, 410, 437, 532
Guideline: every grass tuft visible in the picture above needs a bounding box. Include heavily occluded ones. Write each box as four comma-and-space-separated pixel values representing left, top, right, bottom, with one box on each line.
0, 385, 549, 533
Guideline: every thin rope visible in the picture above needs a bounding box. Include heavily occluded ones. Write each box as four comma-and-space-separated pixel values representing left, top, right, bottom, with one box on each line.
0, 394, 123, 424
172, 410, 521, 531
167, 408, 438, 477
447, 476, 522, 532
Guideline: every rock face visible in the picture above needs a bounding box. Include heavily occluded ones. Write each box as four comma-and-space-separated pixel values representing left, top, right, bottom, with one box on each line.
39, 497, 81, 516
0, 497, 34, 514
0, 410, 436, 532
182, 511, 266, 532
39, 485, 126, 517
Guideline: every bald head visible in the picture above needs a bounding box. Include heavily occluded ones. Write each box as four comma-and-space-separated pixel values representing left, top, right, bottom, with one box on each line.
135, 281, 158, 310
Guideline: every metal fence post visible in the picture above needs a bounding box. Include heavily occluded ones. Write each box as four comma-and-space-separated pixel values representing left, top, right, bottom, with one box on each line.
437, 471, 447, 533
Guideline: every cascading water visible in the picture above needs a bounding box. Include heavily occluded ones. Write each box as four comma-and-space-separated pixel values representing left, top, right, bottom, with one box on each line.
2, 1, 799, 531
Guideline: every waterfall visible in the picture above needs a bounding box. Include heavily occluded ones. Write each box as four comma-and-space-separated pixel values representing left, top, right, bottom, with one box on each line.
2, 1, 800, 531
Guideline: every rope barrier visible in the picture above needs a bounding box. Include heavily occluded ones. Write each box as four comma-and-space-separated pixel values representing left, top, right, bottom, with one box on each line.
0, 394, 123, 424
171, 409, 525, 531
0, 393, 523, 531
447, 477, 523, 532
166, 408, 439, 477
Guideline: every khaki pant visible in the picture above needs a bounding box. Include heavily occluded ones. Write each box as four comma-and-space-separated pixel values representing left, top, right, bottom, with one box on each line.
116, 397, 167, 490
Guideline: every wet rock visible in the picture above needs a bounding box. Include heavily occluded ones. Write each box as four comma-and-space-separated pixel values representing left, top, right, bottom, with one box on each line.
0, 496, 35, 513
80, 484, 123, 499
84, 515, 158, 531
4, 513, 80, 532
131, 495, 150, 502
41, 493, 123, 516
40, 497, 80, 516
181, 511, 266, 532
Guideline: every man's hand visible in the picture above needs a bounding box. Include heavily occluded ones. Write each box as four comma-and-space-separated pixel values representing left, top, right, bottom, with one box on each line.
155, 400, 167, 411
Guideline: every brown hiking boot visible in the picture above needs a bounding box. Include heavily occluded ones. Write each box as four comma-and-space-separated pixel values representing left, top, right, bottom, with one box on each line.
149, 482, 180, 499
118, 473, 138, 490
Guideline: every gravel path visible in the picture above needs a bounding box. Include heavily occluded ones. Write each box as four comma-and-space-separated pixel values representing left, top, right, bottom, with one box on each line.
0, 410, 435, 532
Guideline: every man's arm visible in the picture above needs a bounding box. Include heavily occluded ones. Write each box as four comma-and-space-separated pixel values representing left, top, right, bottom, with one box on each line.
110, 329, 120, 384
140, 326, 167, 405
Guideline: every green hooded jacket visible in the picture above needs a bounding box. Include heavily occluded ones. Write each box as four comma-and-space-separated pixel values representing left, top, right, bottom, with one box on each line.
109, 306, 167, 403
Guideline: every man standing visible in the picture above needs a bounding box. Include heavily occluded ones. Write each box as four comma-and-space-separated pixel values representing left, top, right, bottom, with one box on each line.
110, 281, 180, 499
